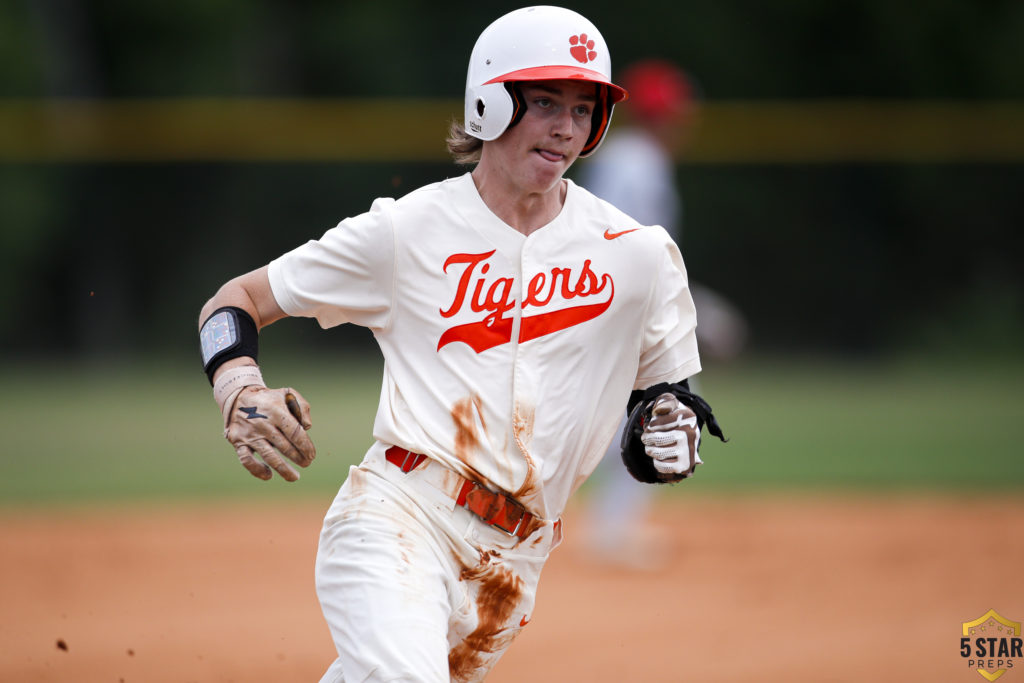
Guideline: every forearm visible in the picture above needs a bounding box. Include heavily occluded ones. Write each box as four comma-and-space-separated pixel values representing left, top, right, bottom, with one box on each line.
199, 266, 287, 381
199, 266, 286, 332
198, 265, 316, 481
199, 280, 260, 380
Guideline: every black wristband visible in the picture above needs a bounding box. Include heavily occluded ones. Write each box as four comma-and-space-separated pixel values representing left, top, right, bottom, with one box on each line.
199, 306, 259, 385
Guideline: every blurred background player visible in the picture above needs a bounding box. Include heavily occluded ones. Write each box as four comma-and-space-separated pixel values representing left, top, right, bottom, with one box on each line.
577, 60, 747, 568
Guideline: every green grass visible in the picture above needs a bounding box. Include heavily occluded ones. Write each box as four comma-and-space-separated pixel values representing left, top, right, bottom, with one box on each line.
1, 354, 1021, 507
0, 357, 384, 506
690, 355, 1024, 492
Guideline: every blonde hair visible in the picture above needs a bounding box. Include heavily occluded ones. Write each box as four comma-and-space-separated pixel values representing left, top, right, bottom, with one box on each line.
446, 119, 483, 166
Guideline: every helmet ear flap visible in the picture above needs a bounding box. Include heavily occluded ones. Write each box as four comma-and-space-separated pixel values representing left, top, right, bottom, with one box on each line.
465, 82, 515, 140
580, 84, 613, 157
504, 83, 527, 130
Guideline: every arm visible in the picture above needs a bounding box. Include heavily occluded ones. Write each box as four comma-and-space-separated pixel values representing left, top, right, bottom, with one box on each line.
198, 265, 286, 374
198, 266, 316, 482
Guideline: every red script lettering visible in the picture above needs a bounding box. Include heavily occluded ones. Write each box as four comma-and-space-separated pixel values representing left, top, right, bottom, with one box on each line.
437, 252, 614, 353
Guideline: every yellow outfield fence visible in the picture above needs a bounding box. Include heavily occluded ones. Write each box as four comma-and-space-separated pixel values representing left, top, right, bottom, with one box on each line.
2, 98, 1023, 163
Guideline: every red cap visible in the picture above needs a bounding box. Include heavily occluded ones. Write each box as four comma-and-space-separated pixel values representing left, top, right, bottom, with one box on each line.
620, 60, 694, 122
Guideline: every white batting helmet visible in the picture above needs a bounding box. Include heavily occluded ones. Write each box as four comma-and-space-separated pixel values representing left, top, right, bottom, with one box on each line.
464, 6, 629, 157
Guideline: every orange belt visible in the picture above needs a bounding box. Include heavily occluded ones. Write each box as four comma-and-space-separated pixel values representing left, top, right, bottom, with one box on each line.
384, 445, 535, 539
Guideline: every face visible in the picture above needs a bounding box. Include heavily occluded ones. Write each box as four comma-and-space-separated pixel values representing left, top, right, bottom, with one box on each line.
478, 79, 597, 196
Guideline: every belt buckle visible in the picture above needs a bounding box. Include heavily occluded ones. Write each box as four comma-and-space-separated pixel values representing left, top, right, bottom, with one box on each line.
499, 498, 530, 538
486, 493, 525, 537
461, 484, 531, 538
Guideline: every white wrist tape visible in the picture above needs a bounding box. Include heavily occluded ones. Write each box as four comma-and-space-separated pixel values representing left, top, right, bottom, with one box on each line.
213, 365, 266, 429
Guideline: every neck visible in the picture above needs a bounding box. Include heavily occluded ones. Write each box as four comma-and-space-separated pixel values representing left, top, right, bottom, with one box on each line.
471, 167, 567, 237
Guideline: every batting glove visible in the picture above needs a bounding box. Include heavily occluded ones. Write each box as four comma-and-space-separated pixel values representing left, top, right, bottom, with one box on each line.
640, 393, 701, 478
214, 366, 316, 482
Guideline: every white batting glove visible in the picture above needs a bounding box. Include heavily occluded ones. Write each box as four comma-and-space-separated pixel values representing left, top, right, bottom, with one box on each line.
213, 366, 316, 482
640, 393, 702, 479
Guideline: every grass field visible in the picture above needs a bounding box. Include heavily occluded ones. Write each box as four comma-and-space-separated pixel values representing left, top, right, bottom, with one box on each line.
1, 353, 1022, 507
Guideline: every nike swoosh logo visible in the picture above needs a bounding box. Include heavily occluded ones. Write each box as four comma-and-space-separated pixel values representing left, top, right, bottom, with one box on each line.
603, 228, 640, 240
239, 406, 268, 420
519, 615, 531, 627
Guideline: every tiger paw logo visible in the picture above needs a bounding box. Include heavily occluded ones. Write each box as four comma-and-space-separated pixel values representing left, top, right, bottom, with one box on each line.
961, 610, 1023, 681
569, 34, 596, 64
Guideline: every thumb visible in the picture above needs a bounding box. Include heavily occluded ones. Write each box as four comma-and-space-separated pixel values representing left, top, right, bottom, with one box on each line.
284, 390, 313, 430
652, 393, 677, 416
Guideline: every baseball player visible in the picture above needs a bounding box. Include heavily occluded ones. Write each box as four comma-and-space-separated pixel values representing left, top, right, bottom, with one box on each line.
197, 6, 724, 682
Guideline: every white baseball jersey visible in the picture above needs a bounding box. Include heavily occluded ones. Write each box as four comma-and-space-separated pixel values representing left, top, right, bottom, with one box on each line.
268, 172, 700, 521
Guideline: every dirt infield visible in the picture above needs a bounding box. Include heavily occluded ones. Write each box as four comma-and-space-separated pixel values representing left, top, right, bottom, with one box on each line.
3, 494, 1022, 682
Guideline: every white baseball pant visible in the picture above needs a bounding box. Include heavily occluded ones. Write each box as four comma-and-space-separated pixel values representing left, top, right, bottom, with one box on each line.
315, 442, 562, 682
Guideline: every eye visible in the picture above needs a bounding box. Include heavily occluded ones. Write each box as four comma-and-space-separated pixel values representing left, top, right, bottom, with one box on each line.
533, 96, 552, 109
573, 104, 593, 117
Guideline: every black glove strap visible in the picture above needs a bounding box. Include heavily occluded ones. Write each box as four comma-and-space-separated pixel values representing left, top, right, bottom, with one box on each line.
626, 380, 727, 442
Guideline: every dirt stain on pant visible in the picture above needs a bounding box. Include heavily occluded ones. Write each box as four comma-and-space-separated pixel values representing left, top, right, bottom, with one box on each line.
448, 550, 524, 682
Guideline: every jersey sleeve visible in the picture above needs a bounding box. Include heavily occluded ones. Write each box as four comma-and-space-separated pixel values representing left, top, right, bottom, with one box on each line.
267, 197, 396, 330
634, 232, 701, 389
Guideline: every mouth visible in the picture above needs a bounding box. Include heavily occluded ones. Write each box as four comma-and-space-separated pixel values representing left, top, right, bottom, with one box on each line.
535, 148, 567, 163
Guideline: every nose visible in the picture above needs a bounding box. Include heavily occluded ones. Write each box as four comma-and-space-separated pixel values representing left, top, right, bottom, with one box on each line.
550, 107, 575, 139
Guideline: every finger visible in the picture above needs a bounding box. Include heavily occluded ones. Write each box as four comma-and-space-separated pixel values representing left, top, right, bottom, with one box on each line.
285, 392, 301, 420
263, 425, 315, 469
649, 447, 696, 475
283, 388, 313, 430
652, 456, 683, 475
251, 439, 301, 482
647, 407, 697, 431
261, 398, 316, 466
641, 431, 679, 448
647, 444, 682, 463
284, 421, 317, 464
235, 444, 273, 480
651, 393, 678, 416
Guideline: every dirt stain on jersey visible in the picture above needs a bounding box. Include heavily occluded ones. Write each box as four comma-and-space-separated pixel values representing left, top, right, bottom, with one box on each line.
512, 400, 535, 448
345, 466, 369, 499
450, 395, 497, 489
512, 400, 539, 502
453, 395, 542, 538
448, 550, 524, 682
451, 395, 483, 460
397, 530, 410, 567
